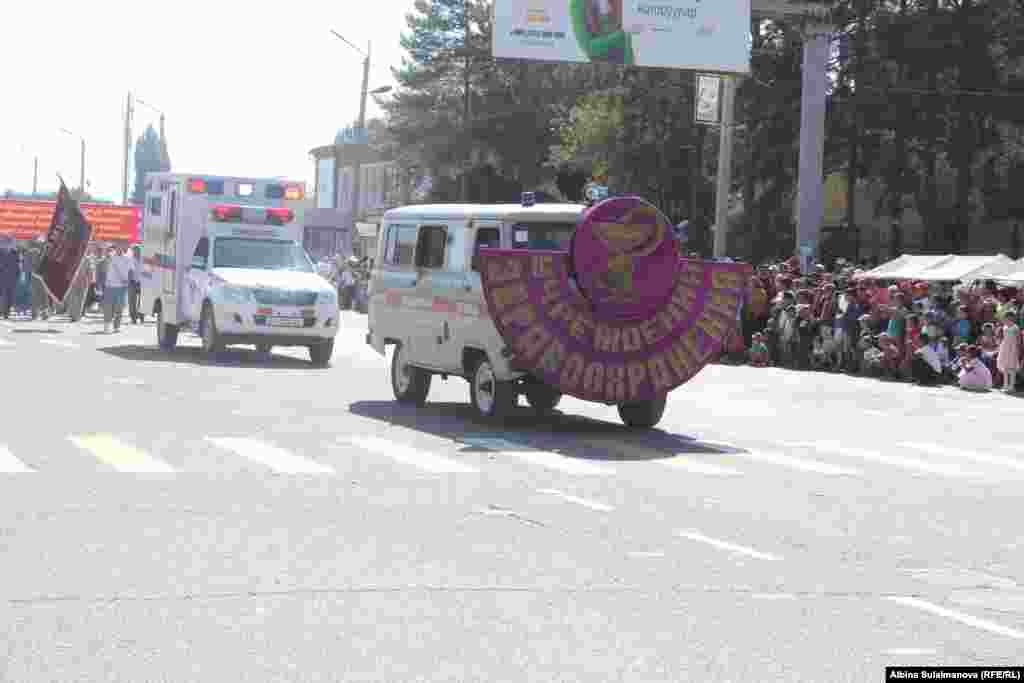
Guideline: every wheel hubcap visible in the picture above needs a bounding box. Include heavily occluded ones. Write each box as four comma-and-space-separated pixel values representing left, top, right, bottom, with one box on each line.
474, 363, 496, 414
394, 346, 411, 394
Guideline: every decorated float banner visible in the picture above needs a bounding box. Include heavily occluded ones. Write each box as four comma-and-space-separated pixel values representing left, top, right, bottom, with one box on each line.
33, 182, 94, 305
478, 196, 752, 405
491, 0, 751, 73
0, 199, 140, 243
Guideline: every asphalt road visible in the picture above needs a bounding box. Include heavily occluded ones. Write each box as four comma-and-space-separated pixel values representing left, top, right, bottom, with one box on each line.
1, 308, 1022, 682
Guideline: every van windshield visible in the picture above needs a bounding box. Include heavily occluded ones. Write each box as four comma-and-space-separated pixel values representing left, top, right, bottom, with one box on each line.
212, 238, 314, 272
510, 222, 575, 250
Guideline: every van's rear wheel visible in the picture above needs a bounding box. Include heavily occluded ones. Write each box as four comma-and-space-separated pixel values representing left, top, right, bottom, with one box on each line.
308, 340, 333, 367
391, 342, 431, 405
470, 357, 514, 420
157, 306, 178, 351
524, 384, 561, 416
617, 395, 667, 429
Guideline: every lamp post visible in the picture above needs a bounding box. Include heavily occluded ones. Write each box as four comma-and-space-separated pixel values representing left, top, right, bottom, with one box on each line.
58, 127, 86, 197
329, 29, 392, 256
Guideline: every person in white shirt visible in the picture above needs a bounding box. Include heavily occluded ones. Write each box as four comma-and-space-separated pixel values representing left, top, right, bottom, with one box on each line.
103, 243, 135, 333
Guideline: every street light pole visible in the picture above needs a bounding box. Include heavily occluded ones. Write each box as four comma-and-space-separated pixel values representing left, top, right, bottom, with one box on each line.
350, 41, 371, 256
124, 92, 133, 205
59, 127, 86, 197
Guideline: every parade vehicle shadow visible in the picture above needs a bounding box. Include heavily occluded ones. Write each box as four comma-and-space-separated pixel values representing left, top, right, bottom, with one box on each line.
348, 400, 731, 463
98, 345, 317, 370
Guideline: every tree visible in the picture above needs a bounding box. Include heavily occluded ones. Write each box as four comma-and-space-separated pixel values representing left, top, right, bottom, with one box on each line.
132, 125, 165, 205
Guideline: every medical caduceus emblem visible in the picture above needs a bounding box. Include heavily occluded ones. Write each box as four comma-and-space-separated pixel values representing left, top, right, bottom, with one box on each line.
590, 205, 666, 303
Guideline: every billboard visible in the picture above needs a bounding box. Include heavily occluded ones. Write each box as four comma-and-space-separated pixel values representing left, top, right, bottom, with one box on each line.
695, 74, 721, 124
0, 200, 140, 242
492, 0, 751, 73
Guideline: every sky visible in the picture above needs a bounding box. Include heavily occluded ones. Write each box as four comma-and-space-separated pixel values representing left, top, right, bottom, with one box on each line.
0, 0, 414, 202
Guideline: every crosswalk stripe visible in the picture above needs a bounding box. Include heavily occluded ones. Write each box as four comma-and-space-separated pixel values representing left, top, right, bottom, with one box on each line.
69, 434, 175, 473
887, 596, 1024, 640
207, 437, 334, 474
537, 488, 614, 512
696, 441, 860, 476
786, 441, 987, 479
343, 436, 478, 474
40, 339, 78, 349
900, 442, 1024, 475
660, 456, 744, 476
462, 437, 615, 476
676, 529, 782, 561
0, 445, 34, 472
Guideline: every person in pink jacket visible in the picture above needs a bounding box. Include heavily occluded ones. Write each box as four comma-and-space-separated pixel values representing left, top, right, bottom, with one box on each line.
959, 346, 993, 392
997, 309, 1020, 393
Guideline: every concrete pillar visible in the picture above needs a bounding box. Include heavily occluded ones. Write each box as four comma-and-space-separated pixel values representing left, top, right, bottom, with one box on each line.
795, 31, 830, 273
712, 76, 737, 258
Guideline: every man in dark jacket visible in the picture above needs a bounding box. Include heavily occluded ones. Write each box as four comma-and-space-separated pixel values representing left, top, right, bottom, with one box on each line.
0, 247, 22, 319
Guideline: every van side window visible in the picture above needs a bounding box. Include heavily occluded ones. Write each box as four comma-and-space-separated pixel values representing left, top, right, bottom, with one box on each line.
191, 237, 209, 269
415, 226, 447, 269
472, 227, 501, 271
394, 225, 418, 266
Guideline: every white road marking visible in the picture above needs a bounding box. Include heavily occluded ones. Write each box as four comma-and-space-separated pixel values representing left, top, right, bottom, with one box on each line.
207, 437, 334, 474
69, 434, 175, 473
886, 596, 1024, 640
882, 648, 938, 656
698, 441, 859, 476
0, 337, 13, 347
537, 488, 614, 512
660, 456, 744, 476
40, 339, 78, 349
627, 551, 666, 558
862, 409, 889, 418
0, 445, 34, 472
463, 437, 615, 476
676, 530, 782, 561
751, 593, 797, 600
787, 441, 987, 479
900, 442, 1024, 476
344, 436, 478, 474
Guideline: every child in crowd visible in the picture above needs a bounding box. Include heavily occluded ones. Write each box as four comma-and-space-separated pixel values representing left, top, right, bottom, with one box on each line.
749, 332, 770, 367
959, 345, 993, 392
997, 309, 1020, 393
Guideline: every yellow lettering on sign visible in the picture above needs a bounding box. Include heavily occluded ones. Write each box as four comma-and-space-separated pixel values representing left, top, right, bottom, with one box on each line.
595, 324, 622, 353
532, 254, 555, 278
647, 355, 674, 392
639, 318, 662, 346
542, 278, 562, 306
491, 282, 529, 311
681, 327, 700, 359
696, 313, 727, 341
567, 309, 594, 341
560, 353, 586, 391
665, 339, 695, 381
710, 291, 739, 310
712, 271, 743, 290
487, 258, 524, 284
516, 324, 553, 361
626, 362, 647, 401
582, 362, 605, 395
538, 339, 566, 375
500, 303, 536, 327
605, 365, 627, 403
622, 326, 644, 353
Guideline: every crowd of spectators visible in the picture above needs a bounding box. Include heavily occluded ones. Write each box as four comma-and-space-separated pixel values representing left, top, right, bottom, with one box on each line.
722, 256, 1023, 394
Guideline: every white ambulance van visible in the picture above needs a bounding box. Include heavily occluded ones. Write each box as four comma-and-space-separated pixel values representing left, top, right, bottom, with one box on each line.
366, 199, 585, 418
140, 173, 339, 366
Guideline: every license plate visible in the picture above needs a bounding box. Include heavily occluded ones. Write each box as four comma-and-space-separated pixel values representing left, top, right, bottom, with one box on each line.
269, 317, 303, 328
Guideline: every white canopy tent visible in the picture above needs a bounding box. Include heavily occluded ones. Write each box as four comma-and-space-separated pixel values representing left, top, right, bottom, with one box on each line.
854, 254, 1013, 281
853, 255, 953, 280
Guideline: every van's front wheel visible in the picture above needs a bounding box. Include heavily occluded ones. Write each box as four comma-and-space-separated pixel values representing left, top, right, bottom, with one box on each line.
157, 306, 178, 351
308, 340, 333, 367
391, 342, 431, 405
617, 395, 667, 429
200, 304, 223, 354
470, 357, 514, 421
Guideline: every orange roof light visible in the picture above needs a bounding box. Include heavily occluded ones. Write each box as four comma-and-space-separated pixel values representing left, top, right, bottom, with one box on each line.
188, 178, 207, 193
285, 185, 304, 201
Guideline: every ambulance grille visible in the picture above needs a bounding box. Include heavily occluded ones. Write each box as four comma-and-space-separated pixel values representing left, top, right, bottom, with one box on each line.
252, 289, 318, 306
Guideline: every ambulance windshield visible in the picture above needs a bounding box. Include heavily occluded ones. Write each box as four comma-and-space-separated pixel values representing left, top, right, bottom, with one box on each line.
212, 238, 314, 273
510, 222, 575, 250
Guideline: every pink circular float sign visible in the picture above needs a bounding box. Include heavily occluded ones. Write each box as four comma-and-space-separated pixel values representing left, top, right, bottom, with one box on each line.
571, 196, 679, 322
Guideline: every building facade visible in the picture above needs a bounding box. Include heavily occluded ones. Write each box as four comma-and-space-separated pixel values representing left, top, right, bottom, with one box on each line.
309, 136, 409, 261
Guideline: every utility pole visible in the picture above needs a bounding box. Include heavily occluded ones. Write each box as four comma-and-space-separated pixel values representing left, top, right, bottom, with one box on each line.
713, 76, 737, 258
348, 41, 371, 257
79, 137, 85, 197
461, 0, 472, 202
123, 92, 133, 205
32, 157, 38, 196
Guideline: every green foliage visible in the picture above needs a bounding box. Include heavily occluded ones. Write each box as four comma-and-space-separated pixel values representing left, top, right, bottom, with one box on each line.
552, 93, 623, 173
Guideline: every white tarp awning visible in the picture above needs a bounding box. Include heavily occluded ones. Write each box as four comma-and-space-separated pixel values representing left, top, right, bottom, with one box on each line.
854, 255, 954, 280
921, 255, 1012, 281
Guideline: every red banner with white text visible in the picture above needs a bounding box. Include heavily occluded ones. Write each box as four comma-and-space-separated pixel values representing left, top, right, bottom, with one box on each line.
0, 200, 140, 242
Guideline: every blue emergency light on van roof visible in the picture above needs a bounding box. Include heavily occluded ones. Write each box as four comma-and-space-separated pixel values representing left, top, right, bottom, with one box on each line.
521, 192, 535, 207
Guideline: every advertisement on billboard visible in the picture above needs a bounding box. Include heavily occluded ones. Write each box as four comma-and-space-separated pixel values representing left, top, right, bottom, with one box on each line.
0, 200, 140, 243
492, 0, 751, 73
695, 74, 721, 124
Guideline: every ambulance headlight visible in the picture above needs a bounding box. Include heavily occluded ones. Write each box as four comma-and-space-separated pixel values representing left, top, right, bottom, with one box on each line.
220, 285, 253, 303
318, 289, 337, 305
